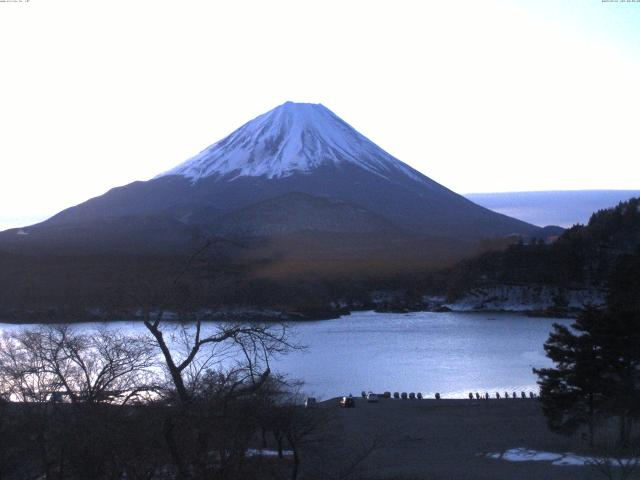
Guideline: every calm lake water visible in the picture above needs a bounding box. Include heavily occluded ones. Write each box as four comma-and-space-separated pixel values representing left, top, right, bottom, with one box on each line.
0, 311, 568, 399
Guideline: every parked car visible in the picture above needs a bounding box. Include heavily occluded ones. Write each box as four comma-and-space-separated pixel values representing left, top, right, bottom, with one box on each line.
339, 396, 355, 408
366, 392, 378, 403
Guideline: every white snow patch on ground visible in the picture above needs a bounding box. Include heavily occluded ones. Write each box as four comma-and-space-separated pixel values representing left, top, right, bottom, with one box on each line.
446, 285, 605, 313
485, 448, 639, 467
246, 448, 293, 457
502, 449, 563, 462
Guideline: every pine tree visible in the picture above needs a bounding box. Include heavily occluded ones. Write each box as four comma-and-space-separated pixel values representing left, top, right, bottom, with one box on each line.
535, 248, 640, 447
534, 306, 608, 446
600, 250, 640, 447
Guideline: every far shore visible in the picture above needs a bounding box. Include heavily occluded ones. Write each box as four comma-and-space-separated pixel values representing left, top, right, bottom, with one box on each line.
0, 305, 575, 325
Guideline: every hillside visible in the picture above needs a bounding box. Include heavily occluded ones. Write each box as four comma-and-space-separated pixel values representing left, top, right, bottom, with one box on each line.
445, 198, 640, 314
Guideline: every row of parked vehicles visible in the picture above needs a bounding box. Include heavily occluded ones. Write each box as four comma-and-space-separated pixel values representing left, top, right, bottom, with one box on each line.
309, 390, 431, 409
339, 391, 378, 407
338, 390, 435, 407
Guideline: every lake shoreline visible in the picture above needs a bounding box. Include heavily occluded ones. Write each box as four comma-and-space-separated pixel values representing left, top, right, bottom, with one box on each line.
0, 303, 576, 325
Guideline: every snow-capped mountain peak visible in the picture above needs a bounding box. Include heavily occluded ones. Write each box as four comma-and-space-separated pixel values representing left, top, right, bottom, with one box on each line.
28, 101, 541, 244
157, 101, 422, 182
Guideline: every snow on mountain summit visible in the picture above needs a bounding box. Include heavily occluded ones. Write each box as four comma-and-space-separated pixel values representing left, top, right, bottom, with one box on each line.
158, 102, 422, 182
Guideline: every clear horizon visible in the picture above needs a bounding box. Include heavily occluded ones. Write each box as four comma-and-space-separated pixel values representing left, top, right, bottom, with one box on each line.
1, 0, 639, 230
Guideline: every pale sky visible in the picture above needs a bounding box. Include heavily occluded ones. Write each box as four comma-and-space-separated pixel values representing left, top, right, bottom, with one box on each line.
1, 0, 639, 230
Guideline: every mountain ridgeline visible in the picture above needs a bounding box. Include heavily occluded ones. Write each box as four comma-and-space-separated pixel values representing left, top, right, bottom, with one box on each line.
2, 102, 539, 252
465, 190, 640, 227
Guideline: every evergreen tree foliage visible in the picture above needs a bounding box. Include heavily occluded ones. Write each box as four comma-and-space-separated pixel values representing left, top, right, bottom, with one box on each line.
448, 197, 640, 297
535, 248, 640, 446
601, 249, 640, 446
534, 306, 608, 445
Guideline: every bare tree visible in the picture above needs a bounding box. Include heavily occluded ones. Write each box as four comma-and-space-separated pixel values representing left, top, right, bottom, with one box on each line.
0, 325, 158, 404
124, 243, 301, 479
139, 312, 299, 480
133, 241, 298, 404
144, 315, 295, 404
275, 389, 330, 480
0, 325, 162, 480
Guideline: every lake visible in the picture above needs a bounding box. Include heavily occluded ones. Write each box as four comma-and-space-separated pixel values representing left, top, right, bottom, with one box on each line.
0, 311, 568, 400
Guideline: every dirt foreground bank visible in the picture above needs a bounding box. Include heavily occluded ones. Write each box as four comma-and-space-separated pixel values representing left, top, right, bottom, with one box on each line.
301, 397, 606, 480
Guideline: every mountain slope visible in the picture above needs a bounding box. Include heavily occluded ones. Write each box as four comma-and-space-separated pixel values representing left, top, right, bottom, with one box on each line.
32, 102, 539, 244
0, 215, 207, 255
212, 192, 400, 237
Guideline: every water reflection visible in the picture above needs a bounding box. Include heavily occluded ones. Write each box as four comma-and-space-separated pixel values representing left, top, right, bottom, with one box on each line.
0, 311, 568, 399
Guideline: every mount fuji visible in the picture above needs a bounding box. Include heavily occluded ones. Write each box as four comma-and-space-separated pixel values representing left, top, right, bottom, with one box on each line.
158, 101, 424, 183
2, 102, 540, 256
0, 102, 552, 320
